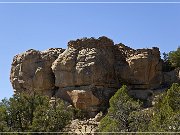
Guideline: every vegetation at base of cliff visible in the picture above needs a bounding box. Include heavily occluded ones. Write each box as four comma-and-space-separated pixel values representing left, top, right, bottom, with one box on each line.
98, 85, 143, 132
0, 85, 179, 133
0, 92, 73, 132
148, 83, 180, 132
99, 83, 180, 132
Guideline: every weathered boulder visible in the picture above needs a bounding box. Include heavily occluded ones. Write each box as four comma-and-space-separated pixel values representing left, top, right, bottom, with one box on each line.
55, 85, 116, 117
10, 48, 64, 95
52, 37, 118, 88
68, 90, 100, 110
115, 45, 162, 90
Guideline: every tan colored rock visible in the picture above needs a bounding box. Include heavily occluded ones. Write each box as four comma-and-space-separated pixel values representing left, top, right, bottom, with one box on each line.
64, 117, 100, 134
10, 48, 64, 95
10, 37, 165, 117
52, 37, 118, 88
55, 85, 117, 116
67, 90, 100, 110
52, 37, 118, 115
115, 45, 162, 89
93, 112, 103, 122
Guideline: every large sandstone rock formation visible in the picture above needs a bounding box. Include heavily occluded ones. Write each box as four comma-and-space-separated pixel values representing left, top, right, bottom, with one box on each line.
10, 36, 164, 117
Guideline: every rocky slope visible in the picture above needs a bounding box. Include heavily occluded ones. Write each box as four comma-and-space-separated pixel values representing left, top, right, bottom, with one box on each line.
63, 112, 102, 134
10, 36, 180, 117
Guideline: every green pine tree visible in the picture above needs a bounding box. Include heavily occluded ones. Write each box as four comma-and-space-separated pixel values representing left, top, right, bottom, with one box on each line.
99, 85, 142, 132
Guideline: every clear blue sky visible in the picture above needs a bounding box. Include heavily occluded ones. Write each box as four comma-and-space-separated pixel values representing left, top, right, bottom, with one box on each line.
0, 0, 180, 100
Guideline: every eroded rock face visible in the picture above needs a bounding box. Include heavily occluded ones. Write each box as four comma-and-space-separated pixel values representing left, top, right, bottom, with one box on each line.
52, 37, 118, 88
51, 37, 118, 116
10, 48, 65, 96
10, 36, 164, 117
115, 45, 162, 90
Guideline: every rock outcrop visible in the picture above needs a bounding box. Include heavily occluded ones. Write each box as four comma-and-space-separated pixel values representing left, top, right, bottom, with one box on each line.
10, 36, 165, 117
63, 112, 102, 134
52, 37, 118, 88
51, 37, 118, 115
10, 48, 65, 96
115, 45, 162, 90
